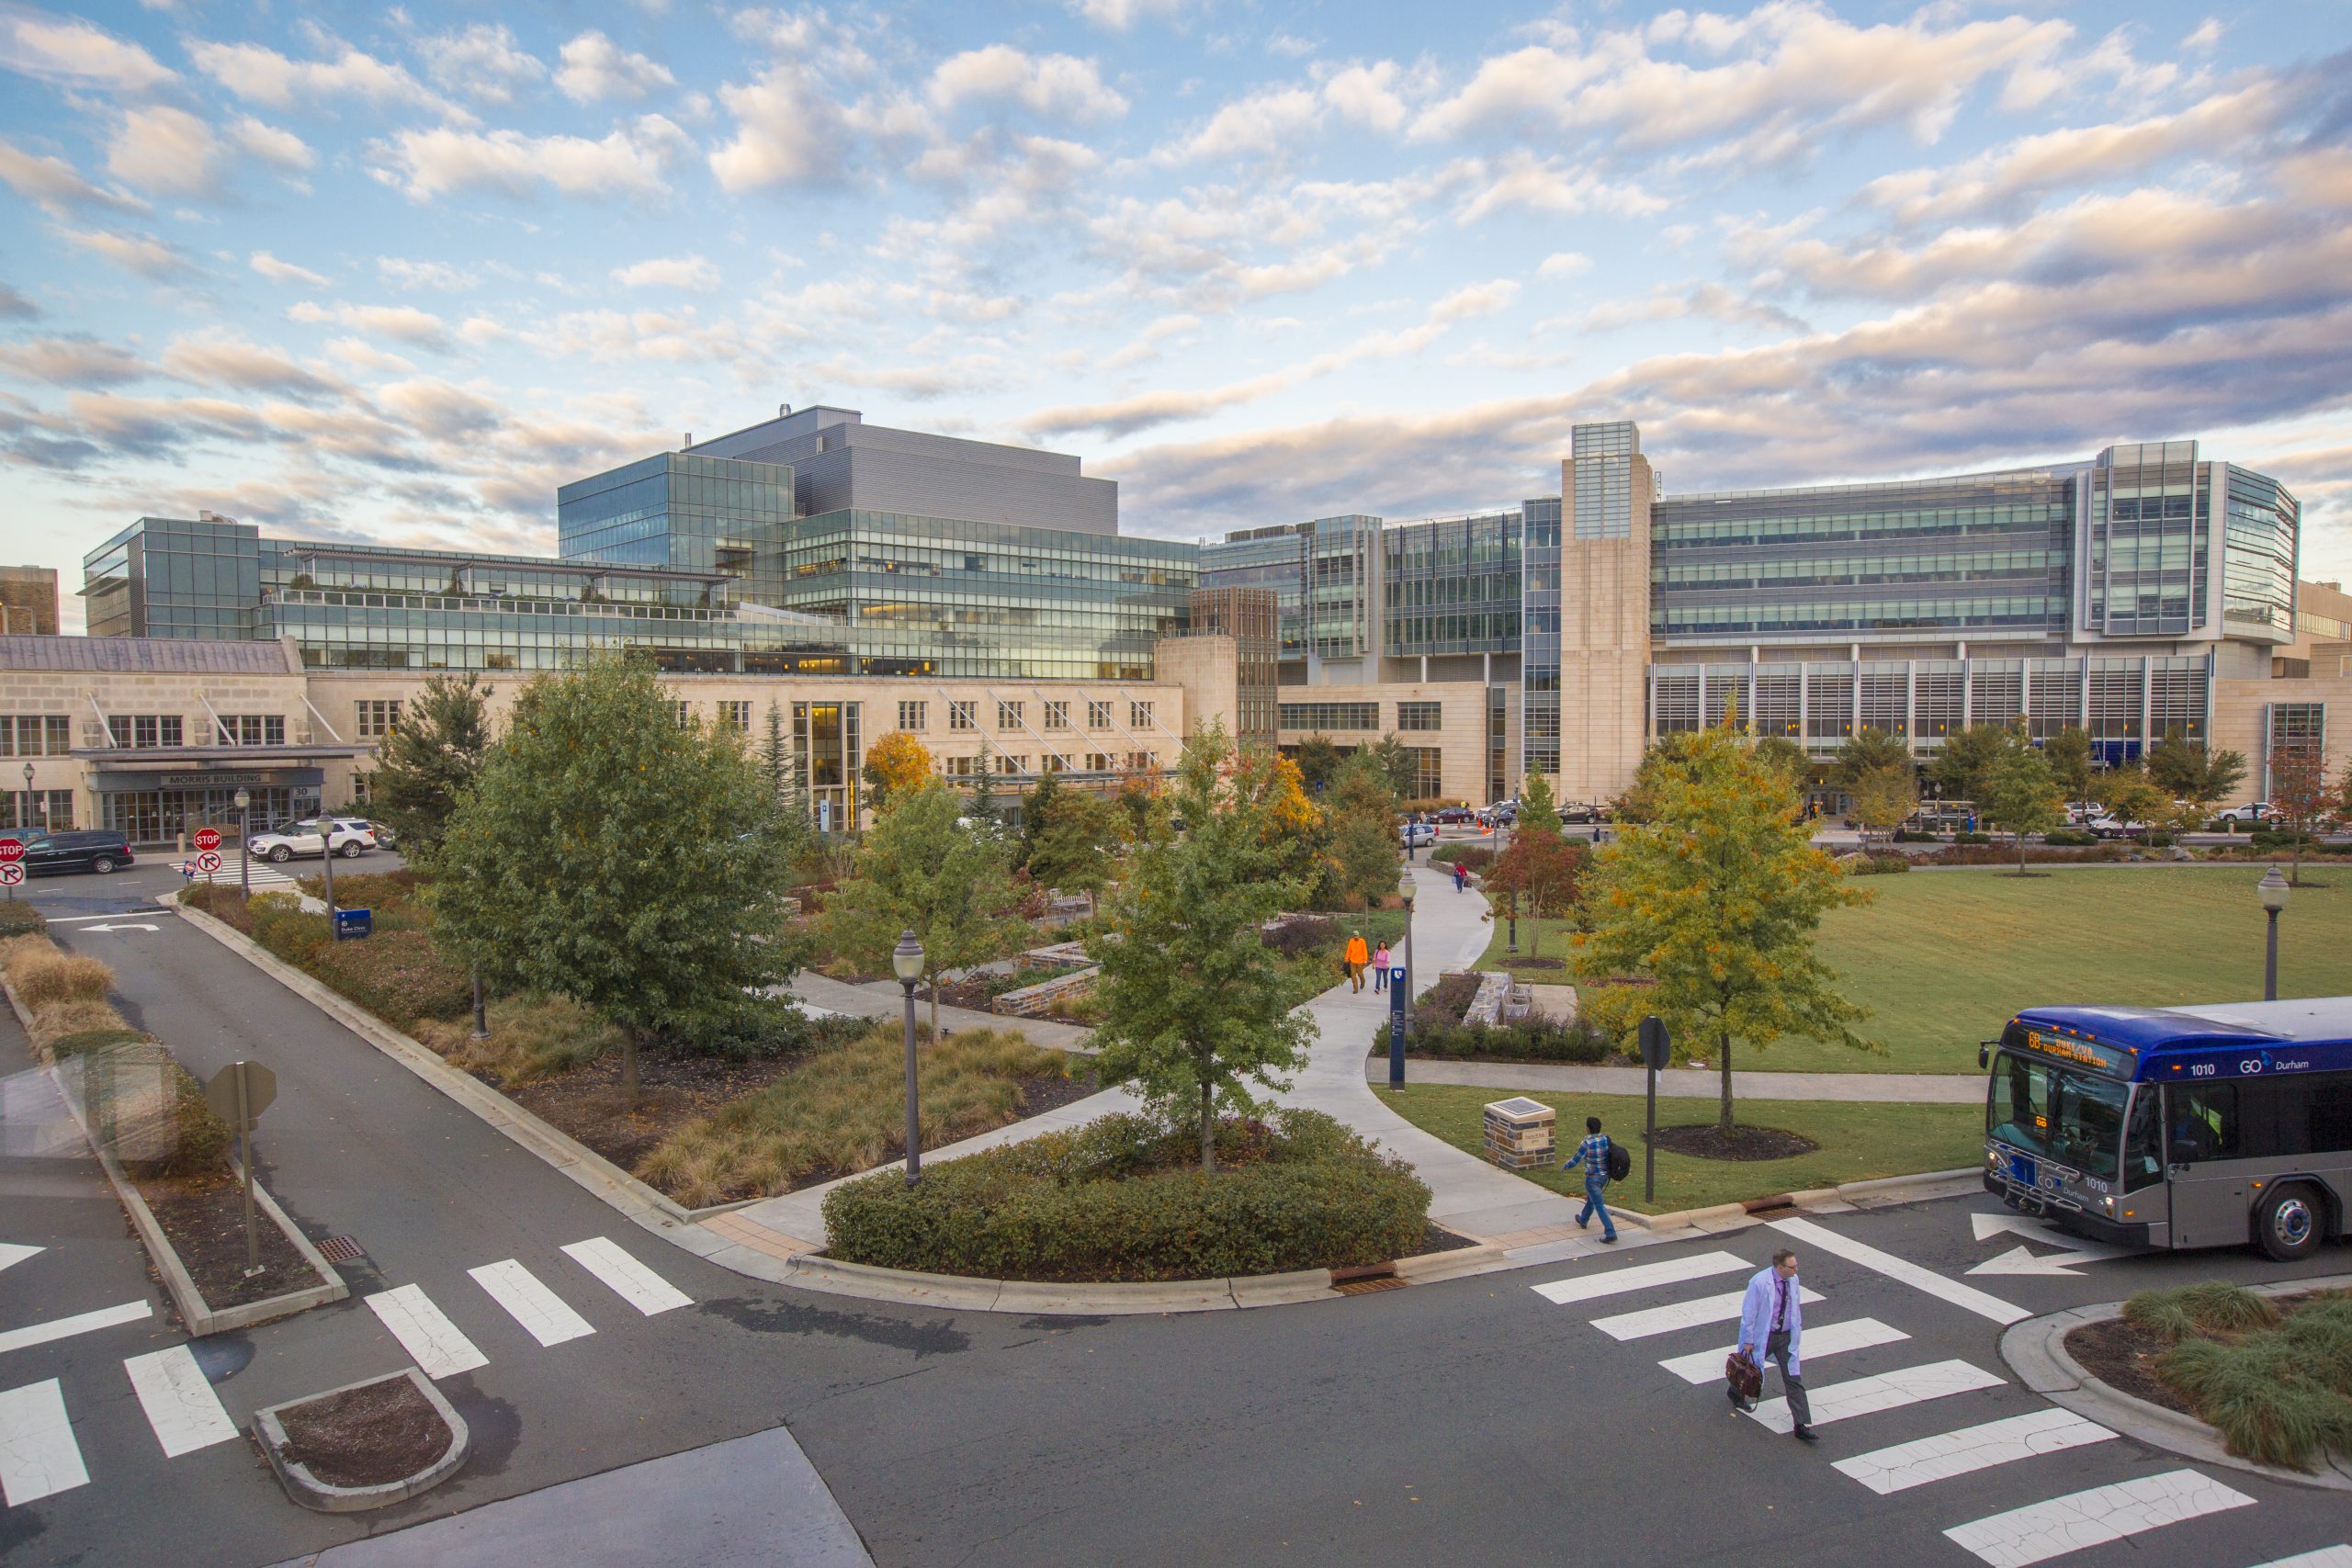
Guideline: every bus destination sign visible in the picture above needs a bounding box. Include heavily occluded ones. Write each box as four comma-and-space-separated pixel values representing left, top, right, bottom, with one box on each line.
2019, 1028, 2138, 1078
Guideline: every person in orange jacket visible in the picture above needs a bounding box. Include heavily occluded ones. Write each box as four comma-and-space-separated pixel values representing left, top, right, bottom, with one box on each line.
1343, 931, 1370, 992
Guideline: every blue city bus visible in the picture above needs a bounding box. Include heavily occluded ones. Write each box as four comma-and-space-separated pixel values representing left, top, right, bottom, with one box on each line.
1982, 999, 2352, 1260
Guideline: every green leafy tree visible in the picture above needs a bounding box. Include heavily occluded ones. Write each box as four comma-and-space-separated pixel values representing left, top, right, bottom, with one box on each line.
1519, 771, 1562, 834
1751, 735, 1809, 796
1292, 734, 1344, 795
2043, 728, 2094, 801
2268, 741, 2331, 887
1846, 762, 1919, 843
1015, 766, 1064, 871
425, 658, 797, 1103
1368, 732, 1420, 803
1486, 829, 1588, 956
1028, 790, 1122, 916
1324, 750, 1401, 908
1929, 724, 2012, 805
2092, 762, 2168, 832
1980, 739, 2065, 875
2146, 728, 2249, 824
1835, 727, 1913, 788
818, 780, 1027, 1038
1088, 722, 1314, 1169
1574, 725, 1874, 1131
1612, 733, 1702, 825
367, 672, 492, 856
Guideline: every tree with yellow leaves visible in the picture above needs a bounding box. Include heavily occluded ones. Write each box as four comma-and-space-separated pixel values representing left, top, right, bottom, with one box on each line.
861, 730, 934, 817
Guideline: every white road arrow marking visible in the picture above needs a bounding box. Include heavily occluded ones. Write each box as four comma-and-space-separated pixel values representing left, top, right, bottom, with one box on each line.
79, 922, 159, 933
0, 1245, 39, 1277
1968, 1241, 2139, 1277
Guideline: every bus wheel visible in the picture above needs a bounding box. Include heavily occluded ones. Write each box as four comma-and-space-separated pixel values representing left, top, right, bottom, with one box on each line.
2255, 1184, 2324, 1262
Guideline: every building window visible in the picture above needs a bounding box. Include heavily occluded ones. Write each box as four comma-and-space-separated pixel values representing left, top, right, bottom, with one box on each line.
1045, 753, 1069, 773
1045, 700, 1069, 729
215, 716, 287, 747
999, 700, 1025, 730
1087, 700, 1112, 729
1405, 747, 1443, 801
671, 701, 694, 728
949, 701, 976, 731
355, 700, 401, 739
899, 700, 927, 731
1, 716, 73, 757
1129, 701, 1154, 729
351, 773, 372, 805
3, 791, 74, 831
1397, 701, 1442, 732
107, 715, 186, 749
1087, 752, 1112, 772
719, 700, 752, 733
998, 752, 1024, 775
944, 755, 975, 777
1127, 750, 1158, 772
1279, 702, 1381, 731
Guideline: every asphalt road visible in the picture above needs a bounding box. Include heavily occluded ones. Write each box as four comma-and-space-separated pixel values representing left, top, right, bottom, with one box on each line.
5, 858, 2348, 1568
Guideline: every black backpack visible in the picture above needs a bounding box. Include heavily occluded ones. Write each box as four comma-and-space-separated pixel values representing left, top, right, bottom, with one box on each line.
1605, 1138, 1632, 1183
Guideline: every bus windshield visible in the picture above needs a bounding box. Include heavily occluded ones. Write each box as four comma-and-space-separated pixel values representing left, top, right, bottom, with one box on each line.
1988, 1051, 2129, 1183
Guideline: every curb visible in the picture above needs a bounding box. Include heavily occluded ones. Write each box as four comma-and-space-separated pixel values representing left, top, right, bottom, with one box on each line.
254, 1368, 470, 1513
775, 1252, 1347, 1314
1, 974, 348, 1336
164, 897, 742, 1273
1607, 1168, 1982, 1235
1998, 1276, 2352, 1495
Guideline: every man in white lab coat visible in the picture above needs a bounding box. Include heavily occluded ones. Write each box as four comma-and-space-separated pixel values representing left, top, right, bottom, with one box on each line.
1735, 1247, 1816, 1442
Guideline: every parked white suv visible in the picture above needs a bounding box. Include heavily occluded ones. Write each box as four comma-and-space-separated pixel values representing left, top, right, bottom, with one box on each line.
2212, 802, 2277, 824
246, 818, 376, 862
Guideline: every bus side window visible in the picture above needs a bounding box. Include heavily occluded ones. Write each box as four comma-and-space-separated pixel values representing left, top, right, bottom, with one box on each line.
2310, 1078, 2352, 1156
2123, 1089, 2163, 1190
2169, 1084, 2240, 1164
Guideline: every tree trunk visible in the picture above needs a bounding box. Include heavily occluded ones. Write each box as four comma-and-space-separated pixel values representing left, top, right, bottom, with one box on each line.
1718, 1028, 1734, 1134
2291, 835, 2304, 888
2018, 829, 2029, 878
928, 966, 940, 1041
623, 1030, 640, 1107
1200, 1079, 1216, 1172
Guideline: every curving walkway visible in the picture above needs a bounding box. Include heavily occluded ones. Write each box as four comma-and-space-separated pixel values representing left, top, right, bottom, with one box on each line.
1367, 1057, 1982, 1102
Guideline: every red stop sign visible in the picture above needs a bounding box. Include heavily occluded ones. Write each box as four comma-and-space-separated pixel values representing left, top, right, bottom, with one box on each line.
194, 828, 222, 852
0, 837, 22, 864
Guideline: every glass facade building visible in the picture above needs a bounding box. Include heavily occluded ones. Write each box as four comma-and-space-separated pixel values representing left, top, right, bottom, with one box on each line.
556, 452, 798, 605
1520, 496, 1563, 777
1197, 527, 1311, 660
1381, 511, 1521, 657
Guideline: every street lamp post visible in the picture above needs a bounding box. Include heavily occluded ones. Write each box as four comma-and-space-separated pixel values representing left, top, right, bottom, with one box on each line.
233, 788, 251, 897
2257, 865, 2289, 1002
1389, 870, 1415, 1089
892, 929, 925, 1185
20, 761, 33, 833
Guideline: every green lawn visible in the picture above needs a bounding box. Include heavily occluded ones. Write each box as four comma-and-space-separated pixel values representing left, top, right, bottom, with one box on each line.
1474, 868, 2352, 1075
1374, 1086, 1985, 1213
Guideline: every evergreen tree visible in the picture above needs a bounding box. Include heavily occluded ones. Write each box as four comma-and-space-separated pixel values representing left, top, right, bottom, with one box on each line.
1576, 726, 1874, 1131
1369, 732, 1419, 803
1292, 734, 1344, 795
368, 672, 492, 857
1017, 767, 1065, 870
968, 740, 1001, 829
1519, 771, 1562, 834
1089, 722, 1314, 1169
1028, 789, 1120, 916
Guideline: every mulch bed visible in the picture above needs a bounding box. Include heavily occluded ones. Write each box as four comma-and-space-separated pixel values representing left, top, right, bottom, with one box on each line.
772, 1069, 1104, 1195
275, 1376, 451, 1489
1645, 1123, 1821, 1161
504, 1048, 810, 1173
1414, 1222, 1478, 1256
2063, 1315, 2195, 1416
141, 1172, 326, 1310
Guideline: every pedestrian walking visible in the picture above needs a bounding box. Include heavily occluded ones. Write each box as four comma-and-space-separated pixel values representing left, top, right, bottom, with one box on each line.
1343, 930, 1369, 992
1371, 940, 1392, 992
1733, 1247, 1816, 1442
1452, 860, 1468, 893
1558, 1115, 1617, 1243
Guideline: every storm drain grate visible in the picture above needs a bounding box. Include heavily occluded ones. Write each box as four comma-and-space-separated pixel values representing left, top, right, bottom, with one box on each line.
1333, 1275, 1408, 1295
317, 1235, 367, 1265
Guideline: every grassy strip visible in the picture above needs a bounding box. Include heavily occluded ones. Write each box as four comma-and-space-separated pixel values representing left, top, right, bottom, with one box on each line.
2125, 1282, 2352, 1471
1373, 1085, 1985, 1213
1474, 868, 2352, 1074
637, 1022, 1073, 1207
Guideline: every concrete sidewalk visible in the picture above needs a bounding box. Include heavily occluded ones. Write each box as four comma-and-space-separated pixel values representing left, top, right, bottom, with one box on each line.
784, 970, 1097, 1054
1366, 1056, 1982, 1102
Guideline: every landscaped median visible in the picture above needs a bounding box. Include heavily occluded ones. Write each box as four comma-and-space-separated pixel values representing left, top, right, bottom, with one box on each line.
1373, 1084, 1987, 1213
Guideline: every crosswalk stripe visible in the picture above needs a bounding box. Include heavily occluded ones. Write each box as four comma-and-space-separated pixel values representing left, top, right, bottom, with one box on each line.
367, 1284, 489, 1379
2245, 1551, 2352, 1568
0, 1379, 88, 1506
1832, 1409, 2113, 1495
1943, 1468, 2255, 1567
1531, 1251, 1750, 1307
123, 1346, 237, 1459
1747, 1357, 2004, 1435
1768, 1215, 2027, 1325
562, 1237, 692, 1316
1657, 1316, 1907, 1385
0, 1299, 153, 1357
1592, 1285, 1823, 1341
469, 1260, 594, 1348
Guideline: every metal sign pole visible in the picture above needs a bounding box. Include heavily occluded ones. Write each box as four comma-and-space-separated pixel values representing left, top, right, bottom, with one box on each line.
1638, 1015, 1669, 1204
235, 1066, 259, 1274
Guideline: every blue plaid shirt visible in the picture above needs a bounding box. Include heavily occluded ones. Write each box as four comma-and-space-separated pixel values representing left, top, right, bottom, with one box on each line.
1562, 1134, 1611, 1183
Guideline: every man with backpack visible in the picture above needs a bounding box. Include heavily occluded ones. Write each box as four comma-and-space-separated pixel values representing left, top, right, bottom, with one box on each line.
1558, 1114, 1623, 1243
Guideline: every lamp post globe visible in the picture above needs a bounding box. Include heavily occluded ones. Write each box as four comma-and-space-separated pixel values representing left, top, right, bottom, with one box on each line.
2257, 865, 2289, 1001
20, 762, 33, 831
892, 930, 924, 1185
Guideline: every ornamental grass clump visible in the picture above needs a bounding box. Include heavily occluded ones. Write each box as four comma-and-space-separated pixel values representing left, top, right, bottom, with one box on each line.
2122, 1280, 2280, 1341
2137, 1287, 2352, 1472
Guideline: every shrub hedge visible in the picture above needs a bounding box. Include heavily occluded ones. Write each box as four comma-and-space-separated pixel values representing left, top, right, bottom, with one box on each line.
1435, 846, 1496, 875
823, 1109, 1430, 1282
0, 902, 47, 937
2044, 829, 2098, 847
1849, 853, 1912, 874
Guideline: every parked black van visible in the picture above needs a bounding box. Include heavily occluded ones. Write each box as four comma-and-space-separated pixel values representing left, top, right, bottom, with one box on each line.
14, 829, 135, 876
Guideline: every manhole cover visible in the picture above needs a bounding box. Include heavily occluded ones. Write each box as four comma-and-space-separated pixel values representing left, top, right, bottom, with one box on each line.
1334, 1275, 1408, 1295
317, 1235, 367, 1264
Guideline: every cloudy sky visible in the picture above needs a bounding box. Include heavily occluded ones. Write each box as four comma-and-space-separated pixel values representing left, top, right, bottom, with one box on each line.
4, 0, 2349, 630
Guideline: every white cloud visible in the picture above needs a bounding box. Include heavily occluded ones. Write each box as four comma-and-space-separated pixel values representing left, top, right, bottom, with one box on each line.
0, 334, 150, 386
929, 47, 1126, 122
106, 106, 220, 195
418, 23, 547, 106
378, 258, 480, 291
160, 330, 341, 399
708, 62, 849, 191
613, 254, 721, 291
1452, 152, 1668, 225
0, 138, 148, 215
287, 300, 454, 350
1, 12, 175, 90
57, 225, 196, 279
187, 39, 459, 118
1070, 0, 1195, 30
251, 251, 329, 287
1429, 277, 1520, 323
232, 116, 313, 174
555, 31, 677, 105
326, 336, 416, 374
1538, 251, 1593, 278
2182, 18, 2224, 52
371, 115, 692, 201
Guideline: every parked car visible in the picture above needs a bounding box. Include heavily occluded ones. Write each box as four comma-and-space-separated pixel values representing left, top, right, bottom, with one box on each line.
246, 818, 375, 862
1433, 806, 1477, 826
1559, 803, 1600, 825
361, 818, 399, 849
12, 829, 134, 876
2212, 802, 2277, 824
1479, 800, 1520, 827
1400, 821, 1437, 850
2086, 814, 2149, 840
